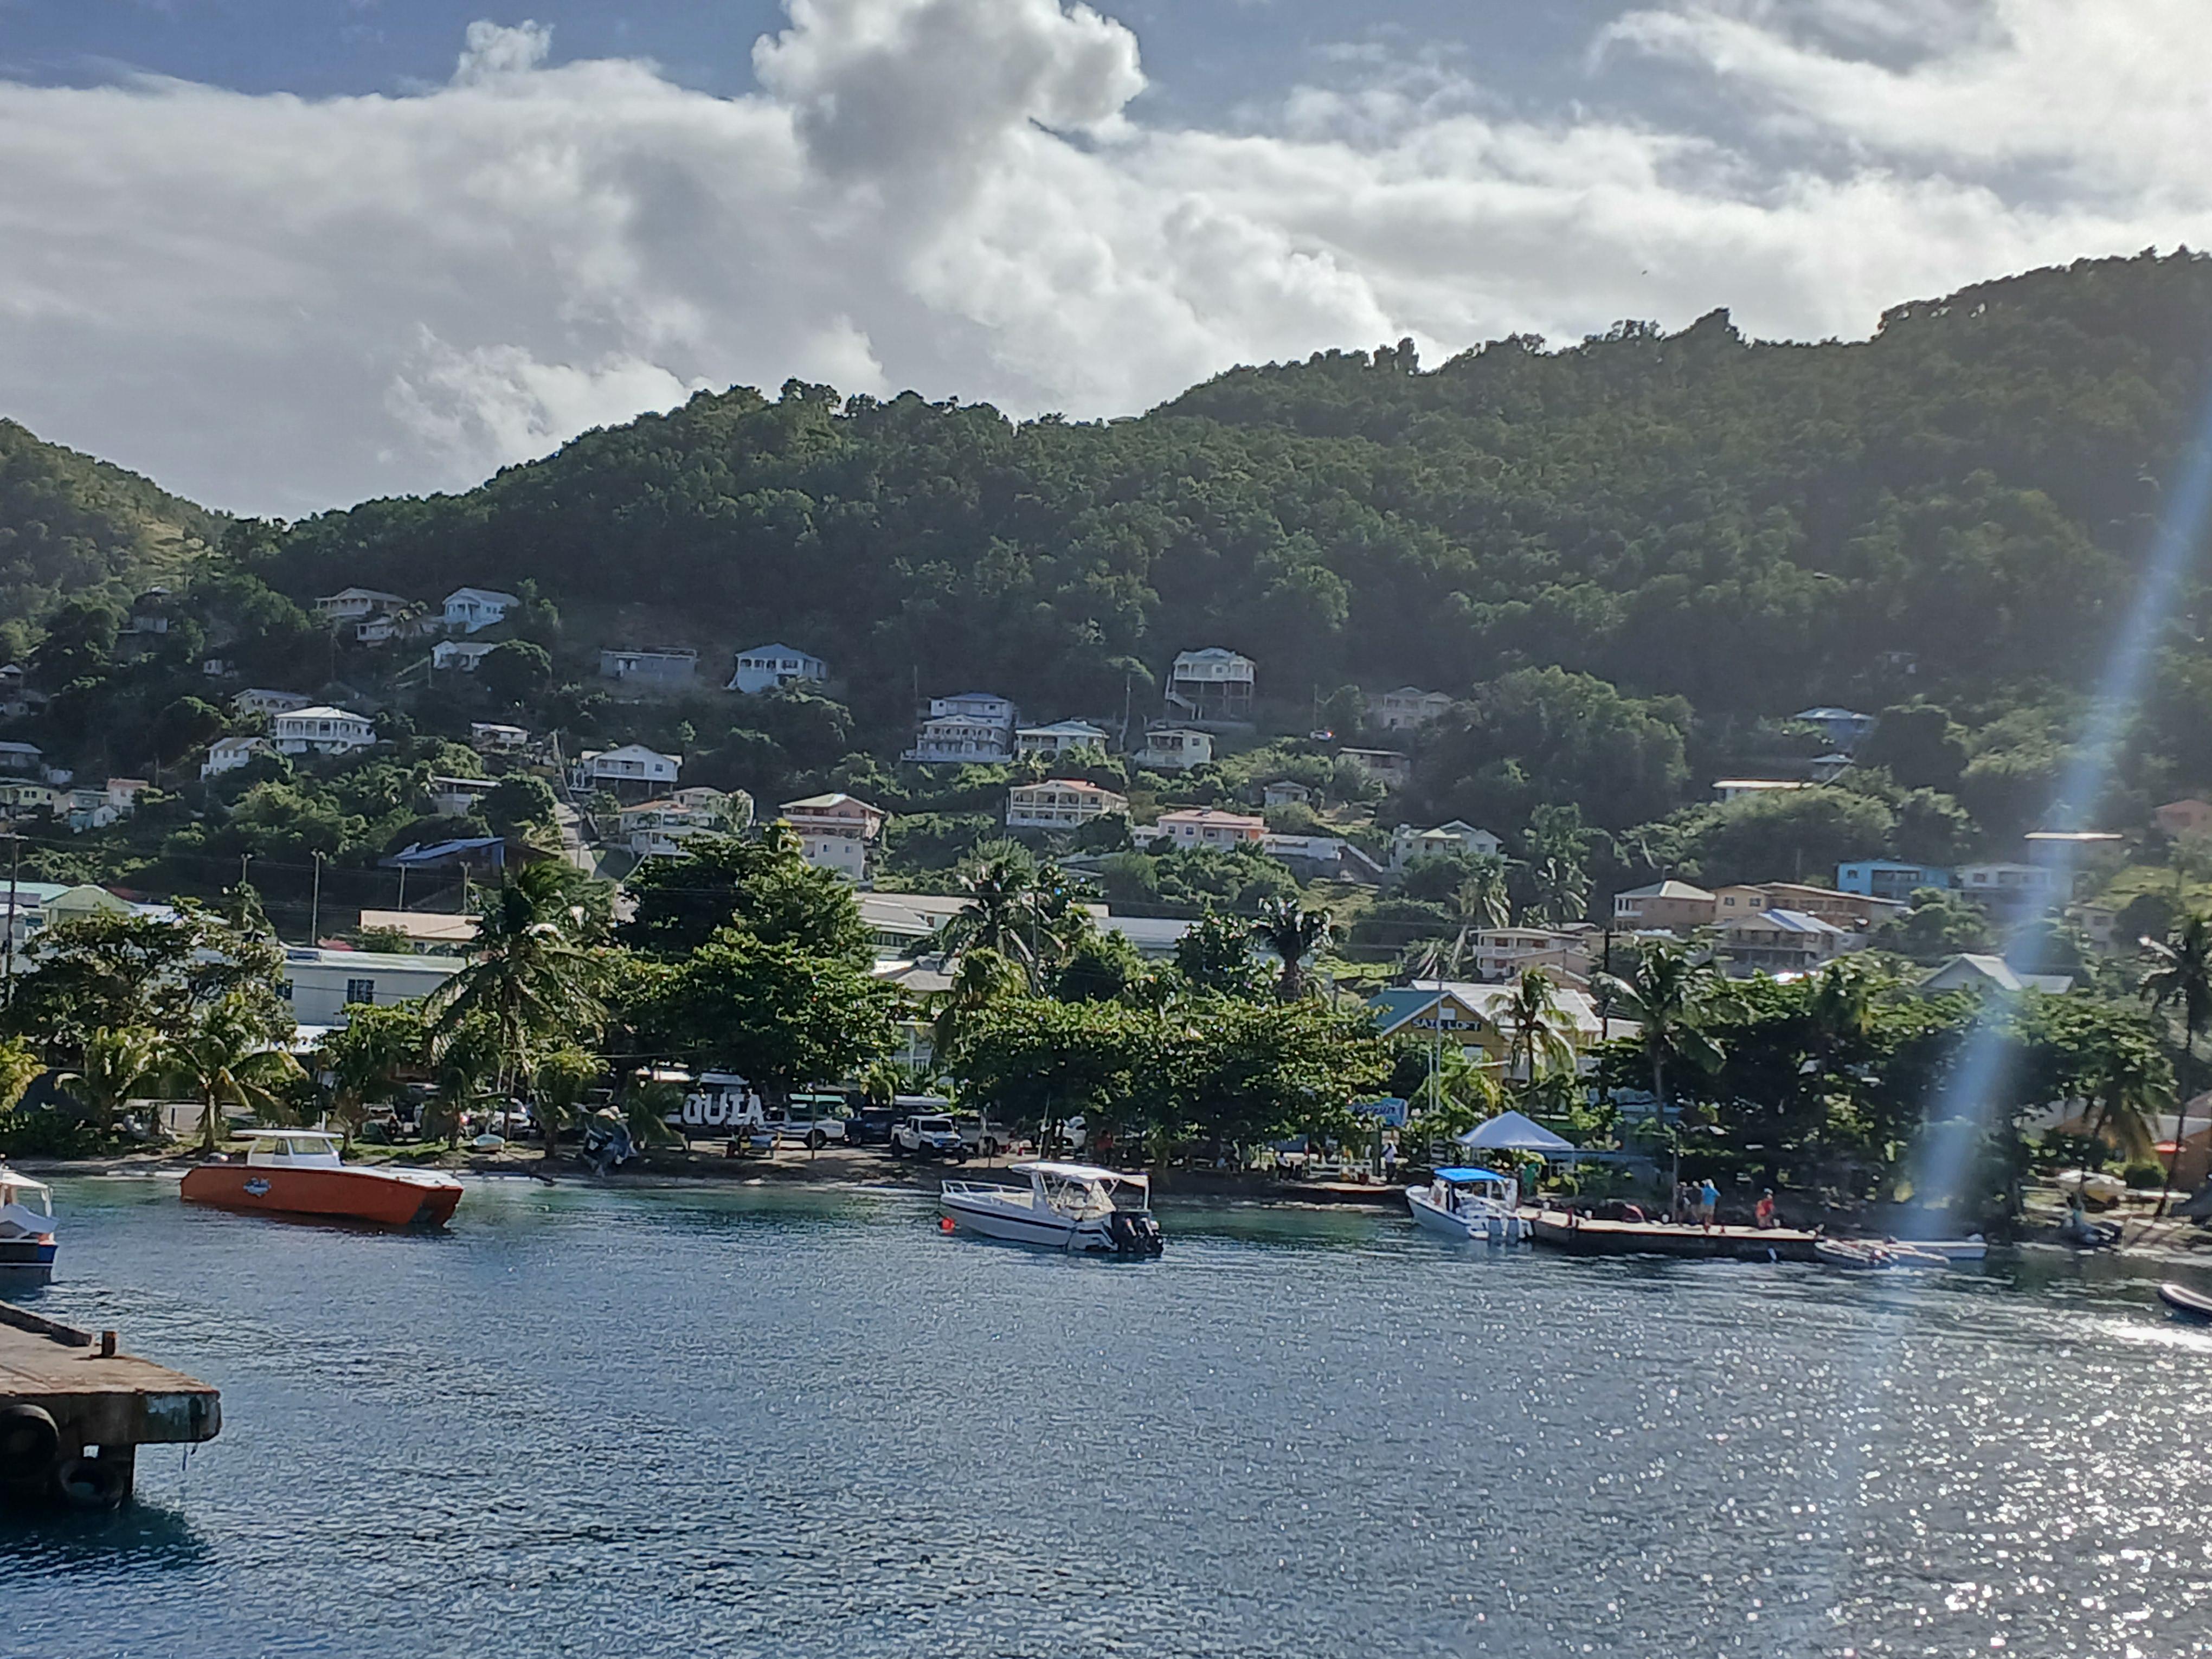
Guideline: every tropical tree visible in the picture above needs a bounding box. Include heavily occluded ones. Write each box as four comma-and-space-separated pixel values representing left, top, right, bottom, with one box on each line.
429, 860, 605, 1102
57, 1025, 162, 1140
531, 1045, 600, 1160
940, 841, 1044, 980
1592, 939, 1728, 1122
1494, 969, 1577, 1097
2080, 1030, 2172, 1166
163, 993, 305, 1154
2139, 910, 2212, 1211
424, 1012, 500, 1148
1454, 857, 1514, 930
1251, 897, 1335, 1002
1173, 911, 1264, 998
929, 947, 1030, 1065
319, 1004, 426, 1148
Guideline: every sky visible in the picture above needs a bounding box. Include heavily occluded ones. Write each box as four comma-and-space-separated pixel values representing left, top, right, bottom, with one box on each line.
0, 0, 2206, 516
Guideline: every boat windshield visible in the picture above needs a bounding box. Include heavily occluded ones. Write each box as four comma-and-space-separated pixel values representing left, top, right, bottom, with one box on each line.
246, 1134, 344, 1168
1039, 1172, 1113, 1217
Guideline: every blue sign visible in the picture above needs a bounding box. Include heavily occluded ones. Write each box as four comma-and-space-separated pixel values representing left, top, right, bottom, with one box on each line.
1358, 1096, 1410, 1127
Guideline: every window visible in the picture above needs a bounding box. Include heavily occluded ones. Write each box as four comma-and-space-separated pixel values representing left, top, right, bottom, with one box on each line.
344, 978, 375, 1006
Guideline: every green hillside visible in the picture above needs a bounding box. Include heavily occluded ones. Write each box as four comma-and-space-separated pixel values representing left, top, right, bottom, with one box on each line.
0, 419, 227, 638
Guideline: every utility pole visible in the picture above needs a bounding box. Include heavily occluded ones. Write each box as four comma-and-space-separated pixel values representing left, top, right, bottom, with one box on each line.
396, 863, 408, 914
309, 852, 322, 945
3, 831, 18, 1009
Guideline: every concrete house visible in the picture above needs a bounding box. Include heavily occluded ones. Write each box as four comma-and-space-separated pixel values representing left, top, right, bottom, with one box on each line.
1014, 719, 1111, 760
1133, 727, 1214, 772
0, 741, 44, 776
1391, 820, 1502, 870
468, 722, 530, 753
573, 744, 681, 796
442, 588, 519, 634
1262, 780, 1313, 809
620, 790, 740, 859
2156, 799, 2212, 838
728, 644, 826, 694
1837, 860, 1953, 902
778, 793, 886, 882
1958, 862, 2068, 915
1338, 748, 1412, 789
1920, 954, 2073, 996
277, 946, 462, 1027
1165, 648, 1255, 723
314, 588, 408, 625
202, 735, 274, 780
1713, 882, 1903, 931
1007, 780, 1128, 832
1611, 879, 1718, 931
432, 640, 497, 672
234, 688, 314, 719
1713, 779, 1812, 803
600, 648, 699, 690
1375, 687, 1452, 730
1153, 808, 1265, 850
1718, 909, 1859, 977
905, 692, 1017, 763
272, 707, 378, 756
1793, 706, 1877, 751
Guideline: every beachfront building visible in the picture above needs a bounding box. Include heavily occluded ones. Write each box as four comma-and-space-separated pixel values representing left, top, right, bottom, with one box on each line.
1368, 980, 1610, 1075
1165, 648, 1255, 724
1375, 687, 1452, 730
1007, 780, 1127, 832
1153, 808, 1265, 850
272, 706, 378, 757
728, 644, 827, 695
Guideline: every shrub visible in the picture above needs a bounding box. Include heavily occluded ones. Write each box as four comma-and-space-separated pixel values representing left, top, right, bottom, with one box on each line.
0, 1109, 100, 1159
2124, 1160, 2168, 1190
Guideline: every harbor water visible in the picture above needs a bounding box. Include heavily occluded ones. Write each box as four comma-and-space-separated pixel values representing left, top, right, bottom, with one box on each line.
10, 1174, 2212, 1657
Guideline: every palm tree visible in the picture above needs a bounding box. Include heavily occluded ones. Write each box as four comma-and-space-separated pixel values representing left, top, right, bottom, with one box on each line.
2140, 910, 2212, 1213
57, 1025, 161, 1139
164, 994, 305, 1154
429, 860, 604, 1104
941, 842, 1043, 980
929, 947, 1028, 1064
1495, 969, 1576, 1096
1592, 939, 1727, 1124
1251, 897, 1335, 1001
1452, 857, 1513, 931
2082, 1036, 2171, 1168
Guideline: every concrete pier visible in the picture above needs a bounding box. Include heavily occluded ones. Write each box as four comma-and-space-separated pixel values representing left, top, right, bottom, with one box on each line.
1529, 1209, 1822, 1262
0, 1300, 220, 1508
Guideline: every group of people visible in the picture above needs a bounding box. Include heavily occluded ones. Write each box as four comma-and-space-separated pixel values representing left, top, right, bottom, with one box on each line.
1667, 1180, 1786, 1230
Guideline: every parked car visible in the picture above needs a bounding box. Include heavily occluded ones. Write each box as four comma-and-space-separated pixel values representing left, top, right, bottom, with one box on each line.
767, 1095, 849, 1150
890, 1115, 967, 1161
846, 1107, 901, 1147
951, 1115, 1009, 1158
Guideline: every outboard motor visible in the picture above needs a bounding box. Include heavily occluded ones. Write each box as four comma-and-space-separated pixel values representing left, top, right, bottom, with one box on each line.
1106, 1210, 1164, 1256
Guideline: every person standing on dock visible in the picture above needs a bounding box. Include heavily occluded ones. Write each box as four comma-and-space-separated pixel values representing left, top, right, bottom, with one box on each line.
1755, 1189, 1777, 1230
1698, 1178, 1720, 1230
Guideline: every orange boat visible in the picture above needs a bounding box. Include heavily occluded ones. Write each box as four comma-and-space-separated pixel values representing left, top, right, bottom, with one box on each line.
181, 1130, 463, 1228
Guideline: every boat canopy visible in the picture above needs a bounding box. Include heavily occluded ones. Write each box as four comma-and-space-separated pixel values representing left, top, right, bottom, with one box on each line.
0, 1165, 52, 1198
1013, 1160, 1146, 1188
1433, 1167, 1511, 1185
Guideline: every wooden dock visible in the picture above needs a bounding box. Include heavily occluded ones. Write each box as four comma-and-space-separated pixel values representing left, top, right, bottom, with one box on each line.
0, 1300, 220, 1508
1529, 1210, 1821, 1262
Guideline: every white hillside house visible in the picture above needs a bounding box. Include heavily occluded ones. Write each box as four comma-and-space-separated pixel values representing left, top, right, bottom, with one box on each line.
432, 640, 497, 672
1007, 780, 1128, 831
234, 687, 313, 719
1014, 719, 1110, 760
272, 707, 378, 756
1134, 727, 1214, 772
202, 735, 275, 779
573, 744, 681, 796
728, 644, 827, 694
1166, 648, 1255, 723
314, 588, 408, 625
442, 588, 519, 634
1376, 687, 1452, 730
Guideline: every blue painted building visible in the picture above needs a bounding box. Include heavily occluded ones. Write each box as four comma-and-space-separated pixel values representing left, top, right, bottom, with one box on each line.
1836, 860, 1953, 902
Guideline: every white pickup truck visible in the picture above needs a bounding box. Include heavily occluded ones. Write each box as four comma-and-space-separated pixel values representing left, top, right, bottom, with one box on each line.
890, 1114, 968, 1161
766, 1098, 849, 1150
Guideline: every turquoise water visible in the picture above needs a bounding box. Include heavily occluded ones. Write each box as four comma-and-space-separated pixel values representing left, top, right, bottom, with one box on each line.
10, 1175, 2212, 1657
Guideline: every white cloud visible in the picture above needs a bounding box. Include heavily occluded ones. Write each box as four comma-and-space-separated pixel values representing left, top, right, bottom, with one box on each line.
0, 0, 2204, 515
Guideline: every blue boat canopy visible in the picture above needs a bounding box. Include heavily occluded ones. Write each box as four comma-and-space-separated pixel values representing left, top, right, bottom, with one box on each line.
1433, 1167, 1509, 1185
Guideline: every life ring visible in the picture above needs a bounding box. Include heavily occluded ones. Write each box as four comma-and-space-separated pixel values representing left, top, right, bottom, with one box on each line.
56, 1453, 131, 1510
0, 1401, 59, 1483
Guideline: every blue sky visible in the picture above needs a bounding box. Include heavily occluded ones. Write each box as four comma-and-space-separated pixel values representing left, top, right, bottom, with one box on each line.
0, 1, 2201, 512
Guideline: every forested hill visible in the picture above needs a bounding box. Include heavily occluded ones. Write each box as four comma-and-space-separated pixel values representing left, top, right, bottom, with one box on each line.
0, 420, 227, 638
262, 252, 2212, 753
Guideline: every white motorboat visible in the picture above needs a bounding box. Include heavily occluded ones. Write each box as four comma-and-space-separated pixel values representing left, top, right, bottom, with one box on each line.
1407, 1167, 1529, 1244
0, 1164, 57, 1285
938, 1161, 1163, 1255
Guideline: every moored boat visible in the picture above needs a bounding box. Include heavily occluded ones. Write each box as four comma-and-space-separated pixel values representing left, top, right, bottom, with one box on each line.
1406, 1167, 1529, 1244
2157, 1281, 2212, 1321
0, 1165, 57, 1285
181, 1130, 462, 1228
938, 1161, 1162, 1255
1815, 1238, 1950, 1271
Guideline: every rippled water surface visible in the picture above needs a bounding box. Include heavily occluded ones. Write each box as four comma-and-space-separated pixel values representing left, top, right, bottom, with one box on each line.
10, 1175, 2212, 1657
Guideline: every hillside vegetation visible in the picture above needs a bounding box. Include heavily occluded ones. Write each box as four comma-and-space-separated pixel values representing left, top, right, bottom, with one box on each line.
0, 420, 227, 641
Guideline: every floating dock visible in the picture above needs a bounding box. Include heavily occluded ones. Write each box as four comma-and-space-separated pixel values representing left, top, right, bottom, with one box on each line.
1529, 1210, 1822, 1262
0, 1300, 220, 1508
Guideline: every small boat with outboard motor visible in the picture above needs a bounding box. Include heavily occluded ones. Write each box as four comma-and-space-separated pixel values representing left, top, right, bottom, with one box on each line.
937, 1161, 1163, 1255
181, 1129, 462, 1227
1815, 1238, 1951, 1271
1406, 1166, 1530, 1244
0, 1165, 57, 1285
2157, 1281, 2212, 1321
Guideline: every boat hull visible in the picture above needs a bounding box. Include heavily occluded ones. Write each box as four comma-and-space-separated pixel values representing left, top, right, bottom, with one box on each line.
181, 1165, 462, 1228
2158, 1281, 2212, 1320
0, 1236, 55, 1285
1406, 1186, 1527, 1243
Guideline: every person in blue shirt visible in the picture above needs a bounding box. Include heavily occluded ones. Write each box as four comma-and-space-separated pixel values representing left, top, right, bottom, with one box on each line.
1698, 1178, 1720, 1229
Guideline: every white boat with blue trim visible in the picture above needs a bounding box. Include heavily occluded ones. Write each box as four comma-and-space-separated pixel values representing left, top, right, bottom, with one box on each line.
0, 1165, 58, 1285
1407, 1166, 1529, 1244
938, 1161, 1164, 1255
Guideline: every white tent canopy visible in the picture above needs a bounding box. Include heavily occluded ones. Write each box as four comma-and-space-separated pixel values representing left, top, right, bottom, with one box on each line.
1456, 1110, 1576, 1153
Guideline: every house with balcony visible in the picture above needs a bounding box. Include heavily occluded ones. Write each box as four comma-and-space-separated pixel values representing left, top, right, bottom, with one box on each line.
314, 587, 408, 626
1133, 726, 1214, 772
0, 741, 43, 777
468, 722, 530, 753
1165, 647, 1254, 724
1469, 926, 1598, 984
1718, 909, 1859, 977
728, 644, 827, 694
1262, 780, 1313, 809
600, 647, 699, 691
778, 793, 886, 882
1007, 780, 1128, 832
202, 735, 275, 779
1367, 980, 1610, 1072
572, 743, 681, 799
1713, 882, 1903, 931
272, 706, 378, 756
905, 692, 1017, 763
1958, 861, 2069, 916
234, 687, 313, 720
1375, 687, 1452, 730
432, 640, 497, 672
1338, 748, 1412, 789
1014, 719, 1111, 761
620, 790, 740, 859
1391, 820, 1502, 870
1153, 808, 1265, 850
0, 781, 56, 820
442, 587, 519, 634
